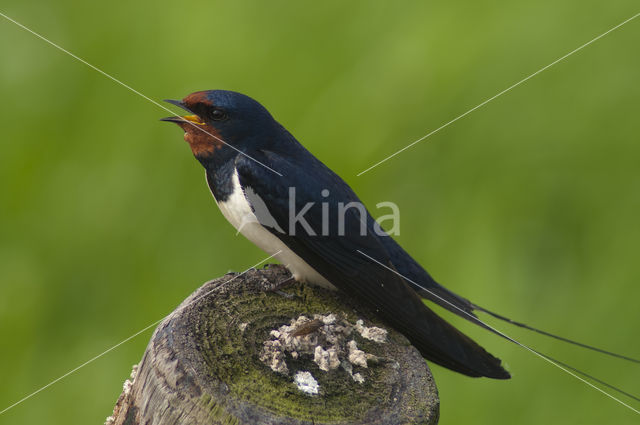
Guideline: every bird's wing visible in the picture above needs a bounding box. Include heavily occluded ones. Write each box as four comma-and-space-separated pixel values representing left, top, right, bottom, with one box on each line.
235, 152, 509, 379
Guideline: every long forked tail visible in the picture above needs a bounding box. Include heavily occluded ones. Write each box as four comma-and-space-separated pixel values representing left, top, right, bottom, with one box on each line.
530, 348, 640, 403
414, 280, 640, 403
471, 303, 640, 364
416, 281, 640, 404
413, 277, 640, 364
381, 235, 640, 364
377, 237, 640, 404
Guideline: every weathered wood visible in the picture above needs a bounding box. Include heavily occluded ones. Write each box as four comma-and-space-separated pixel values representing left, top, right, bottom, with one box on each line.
106, 264, 439, 425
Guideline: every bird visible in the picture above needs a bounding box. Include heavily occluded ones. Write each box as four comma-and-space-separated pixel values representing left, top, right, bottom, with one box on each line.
161, 90, 639, 382
161, 89, 509, 379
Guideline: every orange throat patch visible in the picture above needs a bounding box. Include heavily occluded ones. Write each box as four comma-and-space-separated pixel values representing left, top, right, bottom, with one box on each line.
180, 122, 224, 157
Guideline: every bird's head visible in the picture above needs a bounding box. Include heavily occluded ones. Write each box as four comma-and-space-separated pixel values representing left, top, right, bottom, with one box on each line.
161, 90, 277, 159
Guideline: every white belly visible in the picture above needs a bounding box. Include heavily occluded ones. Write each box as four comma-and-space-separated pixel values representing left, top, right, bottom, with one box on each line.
212, 170, 336, 290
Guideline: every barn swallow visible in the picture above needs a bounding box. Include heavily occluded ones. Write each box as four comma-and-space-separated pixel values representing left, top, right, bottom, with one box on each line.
162, 89, 510, 378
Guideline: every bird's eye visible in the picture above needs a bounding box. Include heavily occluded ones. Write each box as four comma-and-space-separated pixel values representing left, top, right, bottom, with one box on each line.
210, 108, 227, 121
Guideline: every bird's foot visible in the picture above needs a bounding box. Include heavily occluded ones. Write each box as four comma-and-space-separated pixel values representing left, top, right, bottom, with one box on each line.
273, 290, 297, 299
267, 275, 296, 290
266, 276, 298, 298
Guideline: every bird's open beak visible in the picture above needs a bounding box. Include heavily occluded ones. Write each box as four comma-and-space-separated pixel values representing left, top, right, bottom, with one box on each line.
160, 99, 205, 125
160, 115, 206, 125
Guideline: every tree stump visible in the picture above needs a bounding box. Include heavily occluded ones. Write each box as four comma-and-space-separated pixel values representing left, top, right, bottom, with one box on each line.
106, 264, 439, 425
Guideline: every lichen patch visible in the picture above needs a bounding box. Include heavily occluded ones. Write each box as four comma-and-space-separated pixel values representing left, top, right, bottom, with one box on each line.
347, 340, 368, 368
355, 319, 388, 343
259, 313, 387, 384
294, 371, 319, 395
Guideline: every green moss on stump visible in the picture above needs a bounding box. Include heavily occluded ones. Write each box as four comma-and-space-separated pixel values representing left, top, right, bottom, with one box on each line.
107, 265, 439, 425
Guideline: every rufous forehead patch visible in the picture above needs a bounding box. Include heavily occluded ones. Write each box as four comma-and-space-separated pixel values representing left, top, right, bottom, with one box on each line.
182, 91, 212, 107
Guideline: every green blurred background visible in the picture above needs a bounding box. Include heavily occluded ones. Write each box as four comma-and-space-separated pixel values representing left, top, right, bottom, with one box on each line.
1, 1, 639, 424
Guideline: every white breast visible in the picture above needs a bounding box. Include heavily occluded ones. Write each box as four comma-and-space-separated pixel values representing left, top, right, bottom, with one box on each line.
212, 170, 336, 290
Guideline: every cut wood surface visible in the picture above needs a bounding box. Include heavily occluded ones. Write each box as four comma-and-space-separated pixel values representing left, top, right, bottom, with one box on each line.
106, 264, 439, 425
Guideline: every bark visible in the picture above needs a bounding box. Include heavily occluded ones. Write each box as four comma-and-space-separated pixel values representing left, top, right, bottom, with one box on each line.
106, 264, 439, 425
